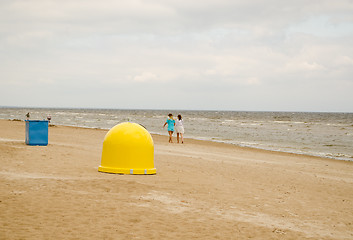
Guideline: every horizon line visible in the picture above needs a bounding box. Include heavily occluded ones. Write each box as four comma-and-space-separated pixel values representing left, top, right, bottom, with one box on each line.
1, 105, 352, 114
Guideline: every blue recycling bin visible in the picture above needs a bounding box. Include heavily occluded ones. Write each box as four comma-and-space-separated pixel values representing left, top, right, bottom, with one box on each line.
25, 120, 49, 146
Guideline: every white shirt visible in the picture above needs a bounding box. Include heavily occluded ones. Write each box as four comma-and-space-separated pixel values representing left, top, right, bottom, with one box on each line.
175, 119, 183, 127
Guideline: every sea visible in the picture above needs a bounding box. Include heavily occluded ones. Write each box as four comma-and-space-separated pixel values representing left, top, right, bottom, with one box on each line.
1, 107, 352, 162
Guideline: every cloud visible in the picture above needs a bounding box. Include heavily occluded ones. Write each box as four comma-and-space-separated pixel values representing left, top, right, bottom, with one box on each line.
133, 72, 160, 83
0, 0, 352, 111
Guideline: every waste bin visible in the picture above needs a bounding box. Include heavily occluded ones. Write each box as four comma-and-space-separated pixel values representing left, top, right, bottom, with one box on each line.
99, 122, 156, 174
25, 120, 49, 146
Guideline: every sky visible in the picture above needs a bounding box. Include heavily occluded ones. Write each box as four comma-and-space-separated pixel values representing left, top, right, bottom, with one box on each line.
1, 0, 353, 112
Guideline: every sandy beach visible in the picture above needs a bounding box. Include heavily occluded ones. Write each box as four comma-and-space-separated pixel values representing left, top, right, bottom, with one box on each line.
1, 119, 353, 239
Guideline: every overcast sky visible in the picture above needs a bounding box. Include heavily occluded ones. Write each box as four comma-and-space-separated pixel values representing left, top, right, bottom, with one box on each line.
1, 0, 353, 112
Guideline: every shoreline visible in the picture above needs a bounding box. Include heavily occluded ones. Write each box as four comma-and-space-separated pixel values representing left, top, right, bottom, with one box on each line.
3, 117, 352, 173
5, 118, 352, 163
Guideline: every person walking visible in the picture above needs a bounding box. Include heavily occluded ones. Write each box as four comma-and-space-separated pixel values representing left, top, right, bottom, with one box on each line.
163, 113, 175, 143
175, 114, 184, 143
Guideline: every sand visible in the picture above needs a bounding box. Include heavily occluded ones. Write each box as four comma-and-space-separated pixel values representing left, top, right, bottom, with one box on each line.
0, 119, 353, 240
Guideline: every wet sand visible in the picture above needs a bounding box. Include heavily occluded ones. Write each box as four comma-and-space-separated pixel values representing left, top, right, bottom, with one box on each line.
1, 119, 352, 239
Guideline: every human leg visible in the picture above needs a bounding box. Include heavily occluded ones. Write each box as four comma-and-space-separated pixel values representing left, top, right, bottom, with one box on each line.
168, 131, 173, 143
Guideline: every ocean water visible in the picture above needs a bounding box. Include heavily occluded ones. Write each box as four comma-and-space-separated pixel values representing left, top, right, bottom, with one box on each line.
1, 107, 352, 161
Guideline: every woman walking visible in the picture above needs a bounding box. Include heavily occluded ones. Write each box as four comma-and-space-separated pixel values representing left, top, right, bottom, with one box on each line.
175, 114, 184, 144
163, 113, 175, 143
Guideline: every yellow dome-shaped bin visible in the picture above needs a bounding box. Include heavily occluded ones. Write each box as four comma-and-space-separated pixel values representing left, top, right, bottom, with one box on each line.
98, 122, 156, 175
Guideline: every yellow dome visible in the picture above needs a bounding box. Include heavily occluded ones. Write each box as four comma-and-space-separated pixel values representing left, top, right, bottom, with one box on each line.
98, 122, 156, 174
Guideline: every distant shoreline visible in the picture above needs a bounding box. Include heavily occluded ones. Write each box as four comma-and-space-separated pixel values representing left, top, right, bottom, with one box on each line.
3, 118, 351, 163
